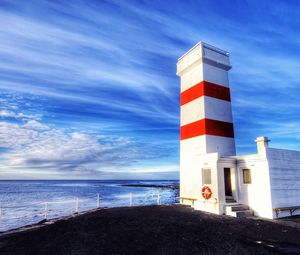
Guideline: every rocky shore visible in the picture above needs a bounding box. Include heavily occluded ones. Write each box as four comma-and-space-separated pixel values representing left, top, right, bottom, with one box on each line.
0, 204, 300, 255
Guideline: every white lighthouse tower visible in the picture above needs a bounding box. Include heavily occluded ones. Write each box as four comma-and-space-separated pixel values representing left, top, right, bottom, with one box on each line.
177, 42, 236, 213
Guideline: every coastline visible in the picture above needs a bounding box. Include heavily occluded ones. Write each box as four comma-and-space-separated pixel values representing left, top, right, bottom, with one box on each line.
0, 180, 179, 232
118, 183, 179, 189
0, 204, 300, 254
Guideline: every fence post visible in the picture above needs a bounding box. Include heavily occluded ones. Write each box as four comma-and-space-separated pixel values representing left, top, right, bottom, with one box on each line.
75, 197, 79, 213
97, 193, 100, 208
130, 193, 133, 207
44, 202, 48, 220
157, 193, 160, 205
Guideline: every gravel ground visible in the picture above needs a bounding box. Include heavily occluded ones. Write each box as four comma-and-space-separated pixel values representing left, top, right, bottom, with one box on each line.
0, 204, 300, 255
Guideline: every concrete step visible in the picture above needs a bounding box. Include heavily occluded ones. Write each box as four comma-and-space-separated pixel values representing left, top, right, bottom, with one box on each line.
226, 199, 236, 203
234, 210, 253, 218
225, 202, 240, 206
225, 197, 236, 203
230, 204, 249, 211
225, 204, 253, 218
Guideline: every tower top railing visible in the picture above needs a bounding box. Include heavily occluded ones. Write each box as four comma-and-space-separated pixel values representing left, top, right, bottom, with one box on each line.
177, 41, 229, 62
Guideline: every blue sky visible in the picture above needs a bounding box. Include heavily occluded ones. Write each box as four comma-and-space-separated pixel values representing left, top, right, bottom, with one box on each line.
1, 0, 300, 179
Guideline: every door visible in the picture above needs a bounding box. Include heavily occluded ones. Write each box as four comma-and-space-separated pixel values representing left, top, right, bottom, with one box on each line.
224, 168, 232, 196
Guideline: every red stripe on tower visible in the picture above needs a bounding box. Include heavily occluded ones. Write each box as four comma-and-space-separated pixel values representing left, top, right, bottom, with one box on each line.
180, 119, 234, 140
180, 81, 231, 106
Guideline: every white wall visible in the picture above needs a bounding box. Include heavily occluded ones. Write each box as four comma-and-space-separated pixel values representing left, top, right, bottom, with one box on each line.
216, 148, 300, 219
267, 148, 300, 218
180, 97, 233, 126
180, 64, 203, 92
236, 155, 273, 218
205, 135, 236, 156
202, 63, 229, 87
190, 153, 222, 214
177, 44, 202, 77
204, 97, 233, 122
180, 97, 205, 126
180, 136, 207, 158
180, 152, 218, 202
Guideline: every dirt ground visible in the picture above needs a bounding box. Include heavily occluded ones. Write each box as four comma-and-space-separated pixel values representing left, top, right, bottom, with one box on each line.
0, 204, 300, 255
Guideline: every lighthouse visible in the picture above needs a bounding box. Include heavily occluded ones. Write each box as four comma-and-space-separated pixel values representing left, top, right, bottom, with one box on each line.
177, 42, 235, 156
177, 42, 236, 212
176, 42, 300, 219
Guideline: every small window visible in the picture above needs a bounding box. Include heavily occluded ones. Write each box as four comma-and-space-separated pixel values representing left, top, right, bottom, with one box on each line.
243, 169, 251, 184
202, 168, 211, 185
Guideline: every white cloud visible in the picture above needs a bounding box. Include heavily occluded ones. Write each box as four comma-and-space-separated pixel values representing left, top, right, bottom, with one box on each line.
0, 115, 174, 178
0, 122, 39, 149
0, 110, 38, 120
23, 120, 49, 130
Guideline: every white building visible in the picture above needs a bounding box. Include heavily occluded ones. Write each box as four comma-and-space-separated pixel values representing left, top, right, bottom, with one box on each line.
177, 42, 300, 219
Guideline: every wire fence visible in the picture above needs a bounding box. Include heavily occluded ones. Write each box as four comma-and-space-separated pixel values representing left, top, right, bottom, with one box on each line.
0, 192, 172, 232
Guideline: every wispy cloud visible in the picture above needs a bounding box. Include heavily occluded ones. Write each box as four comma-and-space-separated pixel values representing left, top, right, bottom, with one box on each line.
0, 116, 176, 179
0, 110, 38, 120
0, 0, 300, 178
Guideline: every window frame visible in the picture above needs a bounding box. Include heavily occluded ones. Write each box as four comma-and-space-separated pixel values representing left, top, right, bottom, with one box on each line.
242, 168, 252, 184
202, 168, 212, 185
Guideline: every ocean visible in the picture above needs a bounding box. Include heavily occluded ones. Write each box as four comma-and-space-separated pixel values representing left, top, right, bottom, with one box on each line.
0, 180, 179, 232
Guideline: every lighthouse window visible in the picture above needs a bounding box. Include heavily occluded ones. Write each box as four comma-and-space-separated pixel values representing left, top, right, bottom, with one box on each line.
202, 168, 211, 185
243, 169, 251, 184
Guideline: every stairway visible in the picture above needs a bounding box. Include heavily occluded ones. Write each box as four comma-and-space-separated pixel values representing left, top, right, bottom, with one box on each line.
225, 203, 254, 218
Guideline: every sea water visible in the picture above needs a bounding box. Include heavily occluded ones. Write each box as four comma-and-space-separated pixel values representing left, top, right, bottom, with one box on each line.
0, 180, 179, 232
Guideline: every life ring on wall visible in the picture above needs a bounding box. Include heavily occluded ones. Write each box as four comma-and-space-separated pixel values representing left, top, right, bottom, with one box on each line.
201, 186, 212, 200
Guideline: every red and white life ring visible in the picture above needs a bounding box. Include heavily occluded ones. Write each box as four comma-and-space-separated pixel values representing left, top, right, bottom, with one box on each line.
201, 186, 212, 200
